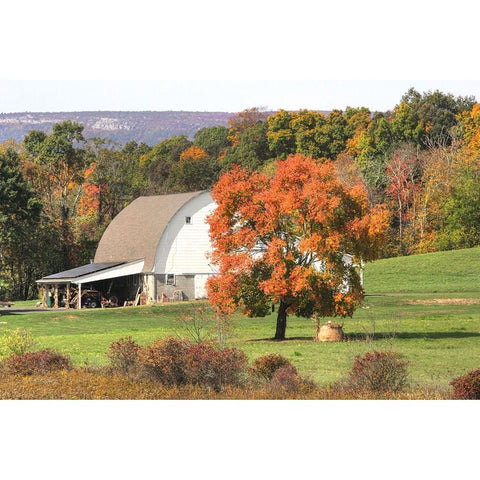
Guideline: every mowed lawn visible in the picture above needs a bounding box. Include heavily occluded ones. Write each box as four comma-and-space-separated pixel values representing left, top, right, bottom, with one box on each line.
1, 246, 480, 389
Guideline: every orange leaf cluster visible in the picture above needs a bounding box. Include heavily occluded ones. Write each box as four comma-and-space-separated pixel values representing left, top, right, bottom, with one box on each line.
180, 145, 208, 162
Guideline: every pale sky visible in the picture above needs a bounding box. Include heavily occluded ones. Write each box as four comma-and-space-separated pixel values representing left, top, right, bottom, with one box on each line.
2, 80, 480, 113
1, 0, 480, 113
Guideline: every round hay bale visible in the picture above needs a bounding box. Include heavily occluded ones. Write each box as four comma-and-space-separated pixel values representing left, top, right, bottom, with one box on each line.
316, 322, 345, 342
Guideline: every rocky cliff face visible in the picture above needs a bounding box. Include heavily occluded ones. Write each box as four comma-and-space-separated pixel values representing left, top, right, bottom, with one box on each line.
0, 111, 234, 145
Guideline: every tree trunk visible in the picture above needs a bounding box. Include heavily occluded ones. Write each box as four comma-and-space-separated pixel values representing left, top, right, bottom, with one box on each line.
274, 300, 290, 341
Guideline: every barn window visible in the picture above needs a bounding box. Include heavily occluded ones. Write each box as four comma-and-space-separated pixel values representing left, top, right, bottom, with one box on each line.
185, 216, 192, 224
166, 274, 175, 286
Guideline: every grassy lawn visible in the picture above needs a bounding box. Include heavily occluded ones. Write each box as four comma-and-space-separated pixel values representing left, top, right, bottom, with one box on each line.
2, 294, 480, 389
1, 246, 480, 390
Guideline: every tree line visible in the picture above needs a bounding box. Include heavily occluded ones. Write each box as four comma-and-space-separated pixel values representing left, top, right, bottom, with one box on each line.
1, 87, 480, 300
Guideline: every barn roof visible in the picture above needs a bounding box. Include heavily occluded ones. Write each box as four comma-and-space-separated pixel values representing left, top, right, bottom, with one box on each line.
94, 191, 207, 272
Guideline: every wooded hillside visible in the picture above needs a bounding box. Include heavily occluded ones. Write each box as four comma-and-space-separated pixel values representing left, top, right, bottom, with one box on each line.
1, 88, 480, 300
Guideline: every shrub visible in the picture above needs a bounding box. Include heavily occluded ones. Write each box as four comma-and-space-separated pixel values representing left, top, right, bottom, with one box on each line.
174, 304, 214, 344
450, 369, 480, 399
249, 353, 296, 381
267, 366, 303, 395
1, 328, 37, 356
348, 350, 409, 393
3, 349, 72, 376
183, 343, 248, 391
107, 336, 141, 375
138, 337, 248, 391
139, 337, 190, 386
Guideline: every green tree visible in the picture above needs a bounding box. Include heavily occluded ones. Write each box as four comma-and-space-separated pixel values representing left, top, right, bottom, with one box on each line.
344, 107, 371, 138
193, 126, 230, 159
266, 109, 296, 159
438, 165, 480, 249
393, 88, 475, 147
167, 146, 220, 192
221, 122, 271, 172
315, 109, 348, 158
23, 121, 90, 268
87, 140, 132, 225
0, 146, 43, 299
141, 136, 192, 194
291, 110, 327, 158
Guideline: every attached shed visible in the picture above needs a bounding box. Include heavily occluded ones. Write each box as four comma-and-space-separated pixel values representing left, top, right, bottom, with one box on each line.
37, 191, 217, 308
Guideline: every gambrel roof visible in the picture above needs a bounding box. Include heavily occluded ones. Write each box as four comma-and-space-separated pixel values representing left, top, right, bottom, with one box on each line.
94, 191, 207, 272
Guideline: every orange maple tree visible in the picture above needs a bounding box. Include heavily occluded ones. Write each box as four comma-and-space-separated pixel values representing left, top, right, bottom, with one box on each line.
207, 153, 389, 340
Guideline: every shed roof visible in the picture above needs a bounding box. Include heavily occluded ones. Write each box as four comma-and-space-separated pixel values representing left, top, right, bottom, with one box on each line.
94, 191, 207, 272
38, 262, 125, 283
37, 259, 145, 285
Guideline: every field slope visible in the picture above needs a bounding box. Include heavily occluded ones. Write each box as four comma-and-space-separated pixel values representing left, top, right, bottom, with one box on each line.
364, 246, 480, 294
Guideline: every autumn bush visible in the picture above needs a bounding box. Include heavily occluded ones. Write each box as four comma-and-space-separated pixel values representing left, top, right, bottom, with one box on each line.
1, 328, 37, 356
106, 336, 141, 375
183, 342, 248, 391
249, 353, 296, 381
137, 336, 248, 391
267, 365, 303, 395
138, 337, 189, 386
2, 349, 72, 376
450, 368, 480, 399
346, 350, 409, 393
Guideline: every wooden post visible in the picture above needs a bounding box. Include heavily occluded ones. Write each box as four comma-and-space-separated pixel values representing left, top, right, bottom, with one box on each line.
77, 283, 82, 310
65, 283, 71, 309
47, 284, 53, 308
54, 285, 59, 308
42, 286, 47, 308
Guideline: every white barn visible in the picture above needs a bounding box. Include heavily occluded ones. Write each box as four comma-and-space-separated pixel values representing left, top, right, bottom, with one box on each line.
37, 191, 217, 308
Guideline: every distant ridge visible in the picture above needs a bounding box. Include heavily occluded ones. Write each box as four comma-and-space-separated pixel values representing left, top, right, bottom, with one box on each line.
0, 111, 237, 145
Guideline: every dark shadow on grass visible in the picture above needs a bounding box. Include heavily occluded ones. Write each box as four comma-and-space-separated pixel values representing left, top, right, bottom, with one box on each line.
247, 331, 480, 342
347, 331, 480, 341
247, 336, 313, 342
0, 308, 70, 316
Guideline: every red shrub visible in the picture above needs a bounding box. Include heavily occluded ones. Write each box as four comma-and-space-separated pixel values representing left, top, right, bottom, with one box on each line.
138, 337, 248, 391
183, 343, 248, 391
249, 353, 296, 381
348, 350, 409, 393
107, 336, 141, 375
139, 337, 190, 386
3, 349, 72, 376
267, 366, 303, 395
451, 369, 480, 399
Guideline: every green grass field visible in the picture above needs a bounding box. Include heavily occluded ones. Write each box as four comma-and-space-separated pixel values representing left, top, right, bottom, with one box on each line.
2, 246, 480, 389
363, 245, 480, 293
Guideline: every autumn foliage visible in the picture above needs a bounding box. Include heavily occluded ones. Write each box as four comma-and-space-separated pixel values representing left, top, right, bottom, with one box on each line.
2, 349, 72, 376
450, 368, 480, 400
207, 153, 389, 339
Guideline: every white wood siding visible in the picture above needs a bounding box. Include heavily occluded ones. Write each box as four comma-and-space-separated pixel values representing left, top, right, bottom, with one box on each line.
194, 274, 210, 299
154, 192, 216, 275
